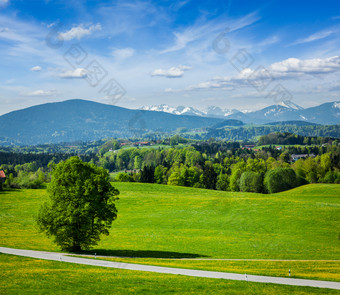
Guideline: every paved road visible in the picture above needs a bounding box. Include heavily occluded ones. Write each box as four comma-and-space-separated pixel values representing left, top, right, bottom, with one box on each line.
1, 247, 339, 290
74, 254, 340, 262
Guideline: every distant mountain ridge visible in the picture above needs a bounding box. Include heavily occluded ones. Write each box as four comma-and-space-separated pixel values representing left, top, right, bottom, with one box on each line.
141, 101, 340, 125
226, 101, 340, 125
140, 104, 239, 118
0, 99, 221, 145
0, 99, 339, 146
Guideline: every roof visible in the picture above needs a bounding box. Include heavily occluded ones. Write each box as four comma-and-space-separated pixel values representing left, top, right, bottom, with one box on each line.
0, 170, 6, 178
291, 154, 316, 159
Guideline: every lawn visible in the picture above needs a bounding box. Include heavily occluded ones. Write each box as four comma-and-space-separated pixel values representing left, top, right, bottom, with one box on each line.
0, 183, 339, 259
85, 257, 340, 282
0, 254, 338, 295
0, 183, 339, 291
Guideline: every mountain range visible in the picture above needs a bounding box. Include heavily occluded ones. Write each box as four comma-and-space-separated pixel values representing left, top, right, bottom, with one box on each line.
0, 99, 339, 146
141, 100, 340, 125
0, 99, 221, 145
140, 104, 239, 118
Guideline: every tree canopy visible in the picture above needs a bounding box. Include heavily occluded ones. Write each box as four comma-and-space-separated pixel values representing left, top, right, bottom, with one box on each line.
37, 157, 119, 251
264, 167, 297, 194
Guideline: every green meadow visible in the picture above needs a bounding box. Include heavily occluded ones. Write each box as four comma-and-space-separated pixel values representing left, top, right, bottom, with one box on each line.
0, 183, 339, 293
2, 254, 338, 295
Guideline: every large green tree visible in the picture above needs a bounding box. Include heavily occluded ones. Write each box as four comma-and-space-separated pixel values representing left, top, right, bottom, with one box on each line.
37, 157, 119, 252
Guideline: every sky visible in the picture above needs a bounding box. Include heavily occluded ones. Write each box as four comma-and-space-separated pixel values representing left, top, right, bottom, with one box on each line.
0, 0, 340, 115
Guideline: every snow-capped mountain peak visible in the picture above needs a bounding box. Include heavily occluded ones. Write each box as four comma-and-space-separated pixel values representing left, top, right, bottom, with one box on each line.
278, 100, 304, 110
140, 101, 340, 124
140, 104, 239, 118
140, 104, 205, 116
333, 102, 340, 109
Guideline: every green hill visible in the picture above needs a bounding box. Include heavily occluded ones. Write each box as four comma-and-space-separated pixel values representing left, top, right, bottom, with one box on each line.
1, 183, 339, 260
1, 183, 339, 293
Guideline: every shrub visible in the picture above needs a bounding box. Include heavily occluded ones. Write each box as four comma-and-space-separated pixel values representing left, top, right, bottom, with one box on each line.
239, 171, 262, 193
115, 172, 133, 182
322, 171, 340, 184
11, 171, 44, 189
264, 168, 297, 193
216, 173, 229, 191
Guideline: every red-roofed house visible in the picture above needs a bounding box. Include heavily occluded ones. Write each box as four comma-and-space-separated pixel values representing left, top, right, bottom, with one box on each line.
0, 170, 6, 183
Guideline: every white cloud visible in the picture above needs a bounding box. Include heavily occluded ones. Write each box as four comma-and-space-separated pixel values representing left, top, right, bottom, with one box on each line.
47, 22, 56, 28
59, 68, 87, 79
112, 48, 135, 61
58, 23, 102, 41
223, 56, 340, 82
0, 27, 9, 33
151, 65, 192, 78
30, 66, 42, 72
21, 89, 56, 97
160, 12, 260, 54
185, 56, 340, 91
291, 27, 339, 45
268, 56, 340, 76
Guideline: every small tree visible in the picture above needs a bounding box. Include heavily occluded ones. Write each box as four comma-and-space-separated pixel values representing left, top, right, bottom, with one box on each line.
115, 172, 133, 182
239, 171, 262, 193
264, 167, 297, 193
216, 173, 229, 191
37, 157, 119, 252
202, 165, 217, 189
168, 171, 180, 186
154, 165, 165, 184
140, 166, 155, 183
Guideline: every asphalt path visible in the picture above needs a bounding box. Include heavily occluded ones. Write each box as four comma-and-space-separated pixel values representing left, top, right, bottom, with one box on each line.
1, 247, 339, 290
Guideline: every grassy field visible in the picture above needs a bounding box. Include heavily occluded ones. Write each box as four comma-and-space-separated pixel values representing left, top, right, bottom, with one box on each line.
1, 254, 339, 295
0, 183, 339, 292
76, 256, 340, 282
1, 183, 338, 259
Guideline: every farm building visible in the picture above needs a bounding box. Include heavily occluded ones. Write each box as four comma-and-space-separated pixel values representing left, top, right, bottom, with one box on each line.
291, 154, 316, 162
0, 170, 6, 183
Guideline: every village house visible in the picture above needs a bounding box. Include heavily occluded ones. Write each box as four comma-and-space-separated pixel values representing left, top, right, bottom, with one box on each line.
291, 153, 316, 162
0, 170, 6, 183
243, 145, 255, 150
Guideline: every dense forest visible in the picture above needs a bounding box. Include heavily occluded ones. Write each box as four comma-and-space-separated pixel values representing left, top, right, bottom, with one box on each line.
204, 124, 340, 141
1, 132, 339, 193
97, 141, 340, 193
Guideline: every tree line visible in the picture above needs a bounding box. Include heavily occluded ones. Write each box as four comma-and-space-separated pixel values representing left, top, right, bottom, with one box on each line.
108, 143, 340, 193
1, 137, 339, 193
205, 125, 340, 141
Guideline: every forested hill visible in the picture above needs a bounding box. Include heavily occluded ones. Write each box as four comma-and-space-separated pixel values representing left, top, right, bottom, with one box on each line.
205, 124, 340, 141
0, 99, 221, 145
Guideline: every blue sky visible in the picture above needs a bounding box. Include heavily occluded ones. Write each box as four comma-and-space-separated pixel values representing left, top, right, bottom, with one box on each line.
0, 0, 340, 115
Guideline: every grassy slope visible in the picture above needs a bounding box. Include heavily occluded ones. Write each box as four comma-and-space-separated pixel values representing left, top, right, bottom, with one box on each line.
0, 183, 339, 260
90, 258, 340, 282
1, 254, 339, 295
0, 183, 339, 293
